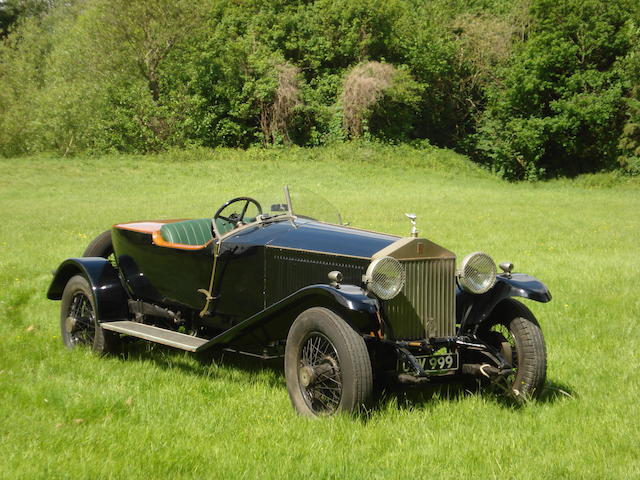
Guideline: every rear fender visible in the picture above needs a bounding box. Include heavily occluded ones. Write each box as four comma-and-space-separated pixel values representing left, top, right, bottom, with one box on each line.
457, 274, 551, 333
47, 258, 129, 322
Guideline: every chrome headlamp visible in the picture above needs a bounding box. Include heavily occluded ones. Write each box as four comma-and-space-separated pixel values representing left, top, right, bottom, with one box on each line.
457, 252, 497, 294
364, 256, 405, 300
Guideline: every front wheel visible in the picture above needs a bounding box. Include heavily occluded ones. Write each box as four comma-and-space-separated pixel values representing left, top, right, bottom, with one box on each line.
60, 275, 120, 354
481, 299, 547, 400
284, 307, 373, 417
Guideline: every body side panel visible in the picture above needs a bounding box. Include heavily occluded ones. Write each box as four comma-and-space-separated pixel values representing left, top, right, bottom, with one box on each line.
112, 227, 213, 309
265, 247, 370, 306
205, 219, 395, 323
206, 242, 265, 323
198, 284, 379, 350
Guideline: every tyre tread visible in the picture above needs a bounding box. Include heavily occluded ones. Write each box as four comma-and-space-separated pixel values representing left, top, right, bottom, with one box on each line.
83, 230, 113, 258
486, 299, 547, 399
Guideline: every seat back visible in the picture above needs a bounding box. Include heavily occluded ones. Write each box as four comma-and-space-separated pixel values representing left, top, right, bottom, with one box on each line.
160, 219, 213, 246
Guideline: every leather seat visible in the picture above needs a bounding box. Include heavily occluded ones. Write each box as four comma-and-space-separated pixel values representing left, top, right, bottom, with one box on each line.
160, 219, 213, 246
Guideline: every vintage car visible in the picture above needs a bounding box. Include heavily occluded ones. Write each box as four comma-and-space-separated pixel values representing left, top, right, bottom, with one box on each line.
47, 186, 551, 416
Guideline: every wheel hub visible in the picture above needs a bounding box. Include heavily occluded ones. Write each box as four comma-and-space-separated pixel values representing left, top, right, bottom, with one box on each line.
299, 356, 339, 388
299, 365, 315, 387
64, 316, 77, 334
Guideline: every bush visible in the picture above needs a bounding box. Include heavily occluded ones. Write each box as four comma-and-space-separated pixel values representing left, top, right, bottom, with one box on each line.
1, 0, 638, 182
616, 22, 640, 176
473, 0, 637, 180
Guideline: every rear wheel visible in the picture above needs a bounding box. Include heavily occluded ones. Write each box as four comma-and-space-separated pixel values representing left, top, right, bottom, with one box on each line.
284, 307, 373, 417
83, 230, 114, 261
481, 299, 546, 400
60, 275, 120, 354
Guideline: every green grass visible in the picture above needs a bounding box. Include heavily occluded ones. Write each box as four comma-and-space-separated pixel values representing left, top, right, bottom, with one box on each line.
1, 144, 639, 479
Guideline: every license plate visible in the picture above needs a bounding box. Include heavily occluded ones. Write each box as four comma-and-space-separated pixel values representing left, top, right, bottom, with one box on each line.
399, 352, 459, 374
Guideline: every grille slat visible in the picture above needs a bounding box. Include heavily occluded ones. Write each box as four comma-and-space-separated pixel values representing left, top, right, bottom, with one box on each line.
385, 258, 456, 339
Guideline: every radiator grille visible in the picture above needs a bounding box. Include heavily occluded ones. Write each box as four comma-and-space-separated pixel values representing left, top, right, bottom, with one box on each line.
384, 258, 456, 339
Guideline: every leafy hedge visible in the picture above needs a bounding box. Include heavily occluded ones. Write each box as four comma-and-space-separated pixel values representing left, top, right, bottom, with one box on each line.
0, 0, 638, 179
473, 0, 639, 179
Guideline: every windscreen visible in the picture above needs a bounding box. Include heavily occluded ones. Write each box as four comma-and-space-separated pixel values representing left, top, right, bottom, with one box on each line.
241, 186, 344, 225
286, 186, 343, 225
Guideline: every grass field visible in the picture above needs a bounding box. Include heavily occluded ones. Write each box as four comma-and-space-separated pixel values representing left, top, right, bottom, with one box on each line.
1, 144, 639, 479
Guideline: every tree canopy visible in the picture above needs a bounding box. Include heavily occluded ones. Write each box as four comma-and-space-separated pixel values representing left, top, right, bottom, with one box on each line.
0, 0, 638, 178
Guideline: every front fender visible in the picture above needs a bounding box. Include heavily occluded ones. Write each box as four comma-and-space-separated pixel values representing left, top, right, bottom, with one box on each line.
47, 257, 129, 322
306, 284, 380, 314
457, 273, 551, 332
200, 283, 379, 349
498, 273, 551, 303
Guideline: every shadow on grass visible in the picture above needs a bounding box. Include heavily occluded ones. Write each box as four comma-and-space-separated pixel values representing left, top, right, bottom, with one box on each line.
113, 340, 576, 413
116, 340, 286, 390
374, 376, 578, 414
377, 382, 471, 409
538, 379, 578, 403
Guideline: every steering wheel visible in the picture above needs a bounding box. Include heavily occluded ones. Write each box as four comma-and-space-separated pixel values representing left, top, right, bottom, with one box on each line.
213, 197, 263, 235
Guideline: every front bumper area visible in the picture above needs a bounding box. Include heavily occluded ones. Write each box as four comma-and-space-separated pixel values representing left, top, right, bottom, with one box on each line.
369, 335, 515, 385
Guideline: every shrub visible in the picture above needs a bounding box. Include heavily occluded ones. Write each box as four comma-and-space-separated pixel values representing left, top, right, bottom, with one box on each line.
342, 62, 396, 138
617, 23, 640, 176
341, 61, 422, 141
258, 62, 302, 145
473, 0, 637, 179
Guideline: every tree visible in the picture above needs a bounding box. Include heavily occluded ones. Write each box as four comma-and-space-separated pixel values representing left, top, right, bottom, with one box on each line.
473, 0, 636, 179
95, 0, 202, 103
0, 0, 54, 37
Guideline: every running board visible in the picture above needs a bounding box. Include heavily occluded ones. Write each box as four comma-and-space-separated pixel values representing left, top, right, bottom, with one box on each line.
101, 321, 208, 352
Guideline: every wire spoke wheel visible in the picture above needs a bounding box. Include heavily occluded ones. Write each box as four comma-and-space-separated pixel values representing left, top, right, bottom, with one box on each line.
285, 307, 372, 417
487, 323, 519, 393
481, 299, 547, 401
299, 333, 343, 415
66, 292, 97, 346
60, 275, 120, 354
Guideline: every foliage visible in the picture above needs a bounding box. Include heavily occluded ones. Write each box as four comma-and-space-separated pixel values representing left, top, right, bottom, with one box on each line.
342, 62, 397, 138
259, 62, 302, 144
617, 22, 640, 176
0, 0, 639, 179
0, 0, 53, 37
341, 62, 422, 140
473, 0, 639, 179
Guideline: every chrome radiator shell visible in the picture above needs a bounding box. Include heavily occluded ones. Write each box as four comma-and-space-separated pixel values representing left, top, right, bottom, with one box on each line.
383, 257, 457, 339
374, 237, 457, 340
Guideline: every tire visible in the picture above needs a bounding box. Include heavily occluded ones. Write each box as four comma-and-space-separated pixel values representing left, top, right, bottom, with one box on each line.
60, 274, 120, 354
481, 299, 546, 400
284, 307, 373, 417
83, 230, 114, 259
